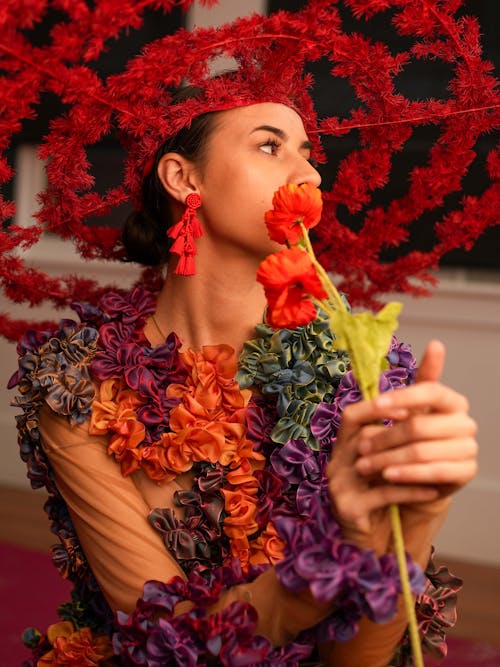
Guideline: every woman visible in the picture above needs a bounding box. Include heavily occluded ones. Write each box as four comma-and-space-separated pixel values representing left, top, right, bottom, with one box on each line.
13, 97, 477, 666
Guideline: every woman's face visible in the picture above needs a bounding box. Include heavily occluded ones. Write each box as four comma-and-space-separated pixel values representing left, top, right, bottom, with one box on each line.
196, 102, 322, 261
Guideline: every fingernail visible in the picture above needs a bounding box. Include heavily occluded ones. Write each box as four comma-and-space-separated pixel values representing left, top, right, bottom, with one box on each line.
383, 467, 400, 480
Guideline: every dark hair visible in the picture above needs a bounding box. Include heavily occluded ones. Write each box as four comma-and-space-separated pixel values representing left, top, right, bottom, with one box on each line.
122, 90, 219, 266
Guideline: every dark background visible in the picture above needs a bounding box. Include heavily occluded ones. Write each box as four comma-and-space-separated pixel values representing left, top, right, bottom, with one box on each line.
6, 1, 500, 271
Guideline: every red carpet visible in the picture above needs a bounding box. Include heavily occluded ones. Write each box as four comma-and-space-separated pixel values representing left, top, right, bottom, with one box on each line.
1, 541, 499, 666
0, 542, 72, 666
438, 638, 500, 666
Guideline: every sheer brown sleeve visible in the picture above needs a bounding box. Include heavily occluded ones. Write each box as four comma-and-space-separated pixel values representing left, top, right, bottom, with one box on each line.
39, 407, 186, 613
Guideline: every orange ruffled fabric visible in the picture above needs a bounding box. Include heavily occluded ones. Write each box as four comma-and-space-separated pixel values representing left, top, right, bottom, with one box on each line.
89, 378, 147, 478
170, 346, 266, 568
38, 621, 113, 667
90, 344, 269, 570
165, 345, 264, 473
249, 521, 287, 566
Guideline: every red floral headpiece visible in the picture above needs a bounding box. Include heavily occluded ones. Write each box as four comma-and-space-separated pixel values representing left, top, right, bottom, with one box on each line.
0, 0, 499, 340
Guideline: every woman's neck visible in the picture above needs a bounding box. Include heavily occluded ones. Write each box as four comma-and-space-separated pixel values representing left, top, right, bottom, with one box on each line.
148, 254, 268, 353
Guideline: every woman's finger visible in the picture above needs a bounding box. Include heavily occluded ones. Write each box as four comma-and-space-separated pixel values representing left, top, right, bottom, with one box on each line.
333, 484, 441, 527
415, 339, 446, 384
337, 340, 448, 436
374, 381, 469, 415
358, 412, 477, 455
331, 405, 403, 472
355, 437, 479, 476
382, 459, 478, 485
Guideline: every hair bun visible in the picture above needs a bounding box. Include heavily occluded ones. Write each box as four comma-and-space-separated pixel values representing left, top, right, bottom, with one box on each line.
122, 208, 169, 266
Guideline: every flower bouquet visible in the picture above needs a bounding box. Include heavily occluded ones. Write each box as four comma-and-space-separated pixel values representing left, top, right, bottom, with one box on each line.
257, 182, 423, 667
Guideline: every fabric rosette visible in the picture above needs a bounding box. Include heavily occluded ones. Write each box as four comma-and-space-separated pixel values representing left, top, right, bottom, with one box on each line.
37, 621, 113, 667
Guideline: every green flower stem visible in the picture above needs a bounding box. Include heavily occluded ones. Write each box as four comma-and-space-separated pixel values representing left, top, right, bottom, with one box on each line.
299, 224, 347, 313
390, 504, 424, 667
299, 223, 423, 667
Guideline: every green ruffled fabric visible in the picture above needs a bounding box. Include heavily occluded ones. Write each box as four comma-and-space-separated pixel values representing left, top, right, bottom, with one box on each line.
237, 309, 350, 450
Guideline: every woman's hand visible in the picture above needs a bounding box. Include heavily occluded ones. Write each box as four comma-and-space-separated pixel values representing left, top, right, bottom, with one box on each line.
326, 340, 478, 558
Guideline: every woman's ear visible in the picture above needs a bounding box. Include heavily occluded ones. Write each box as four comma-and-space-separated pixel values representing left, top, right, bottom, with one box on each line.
156, 153, 199, 204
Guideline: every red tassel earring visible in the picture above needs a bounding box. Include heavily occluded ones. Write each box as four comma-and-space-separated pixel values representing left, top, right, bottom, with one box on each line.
167, 192, 203, 276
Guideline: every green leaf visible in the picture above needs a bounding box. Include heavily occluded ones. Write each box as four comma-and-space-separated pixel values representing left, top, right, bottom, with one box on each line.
330, 301, 402, 400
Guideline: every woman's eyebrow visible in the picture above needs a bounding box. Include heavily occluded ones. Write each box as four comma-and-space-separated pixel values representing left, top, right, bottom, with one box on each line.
250, 125, 313, 150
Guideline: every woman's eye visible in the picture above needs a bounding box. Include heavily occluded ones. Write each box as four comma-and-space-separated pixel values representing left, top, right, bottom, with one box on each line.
259, 139, 280, 155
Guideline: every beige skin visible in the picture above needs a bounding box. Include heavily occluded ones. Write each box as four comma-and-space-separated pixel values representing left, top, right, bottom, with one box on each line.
145, 102, 478, 665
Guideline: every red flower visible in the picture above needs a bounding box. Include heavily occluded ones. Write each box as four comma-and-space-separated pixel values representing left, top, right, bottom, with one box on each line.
264, 183, 323, 245
257, 247, 327, 328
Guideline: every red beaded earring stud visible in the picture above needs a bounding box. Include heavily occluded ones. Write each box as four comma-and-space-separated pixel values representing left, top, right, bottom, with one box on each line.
167, 192, 203, 276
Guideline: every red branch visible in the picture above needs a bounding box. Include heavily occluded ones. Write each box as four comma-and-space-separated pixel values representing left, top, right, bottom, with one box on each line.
0, 0, 499, 339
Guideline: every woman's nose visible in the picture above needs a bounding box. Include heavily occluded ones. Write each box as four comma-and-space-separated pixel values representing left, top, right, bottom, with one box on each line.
291, 159, 322, 188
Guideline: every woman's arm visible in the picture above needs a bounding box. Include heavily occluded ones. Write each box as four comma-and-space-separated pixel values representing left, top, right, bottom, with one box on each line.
39, 407, 187, 613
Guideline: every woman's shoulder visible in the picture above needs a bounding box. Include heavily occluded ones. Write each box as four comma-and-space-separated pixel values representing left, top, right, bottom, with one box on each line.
9, 286, 158, 424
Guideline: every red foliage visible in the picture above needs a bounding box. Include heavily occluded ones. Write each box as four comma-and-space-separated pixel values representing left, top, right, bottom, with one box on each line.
0, 0, 499, 339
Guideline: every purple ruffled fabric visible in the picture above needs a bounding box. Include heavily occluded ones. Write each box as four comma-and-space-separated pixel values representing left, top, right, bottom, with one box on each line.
113, 561, 316, 667
275, 493, 426, 642
310, 365, 409, 445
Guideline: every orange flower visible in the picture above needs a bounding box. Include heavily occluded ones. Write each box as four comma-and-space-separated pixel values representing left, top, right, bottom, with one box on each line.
88, 345, 262, 489
162, 373, 262, 474
264, 182, 322, 245
38, 621, 113, 666
90, 379, 145, 434
225, 458, 263, 486
157, 432, 194, 474
227, 533, 251, 569
202, 421, 242, 465
189, 421, 244, 467
89, 379, 122, 434
90, 379, 145, 447
221, 461, 265, 567
257, 246, 327, 328
111, 443, 143, 478
107, 408, 145, 458
105, 406, 145, 478
247, 535, 269, 566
